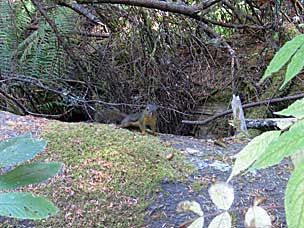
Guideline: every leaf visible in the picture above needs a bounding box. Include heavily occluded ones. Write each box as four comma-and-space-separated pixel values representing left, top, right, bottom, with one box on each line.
253, 196, 267, 207
276, 120, 295, 130
228, 131, 280, 181
291, 150, 304, 167
281, 44, 304, 89
275, 98, 304, 118
208, 182, 234, 210
0, 192, 58, 219
252, 119, 304, 169
0, 162, 63, 190
285, 161, 304, 228
0, 133, 47, 167
208, 212, 231, 228
188, 216, 205, 228
176, 200, 204, 216
261, 34, 304, 82
244, 206, 272, 228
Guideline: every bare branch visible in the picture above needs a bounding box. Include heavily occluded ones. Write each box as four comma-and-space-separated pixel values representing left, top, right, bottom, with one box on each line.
59, 0, 110, 36
0, 88, 73, 118
182, 93, 304, 125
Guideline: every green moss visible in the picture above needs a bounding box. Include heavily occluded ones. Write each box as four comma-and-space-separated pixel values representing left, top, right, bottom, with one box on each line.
191, 180, 207, 192
28, 122, 190, 228
230, 211, 238, 228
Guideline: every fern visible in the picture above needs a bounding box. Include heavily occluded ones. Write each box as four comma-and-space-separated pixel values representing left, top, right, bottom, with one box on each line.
0, 1, 76, 79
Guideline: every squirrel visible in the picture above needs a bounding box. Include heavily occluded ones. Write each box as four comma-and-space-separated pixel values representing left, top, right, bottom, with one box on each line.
119, 104, 158, 135
94, 106, 127, 124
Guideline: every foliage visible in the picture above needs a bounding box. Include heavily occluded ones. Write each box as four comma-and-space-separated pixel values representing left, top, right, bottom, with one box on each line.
261, 34, 304, 89
0, 0, 76, 114
0, 1, 74, 78
177, 182, 235, 228
0, 133, 62, 220
231, 34, 304, 227
0, 0, 276, 134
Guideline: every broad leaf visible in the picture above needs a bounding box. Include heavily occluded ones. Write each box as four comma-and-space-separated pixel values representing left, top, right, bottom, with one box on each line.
261, 34, 304, 81
0, 133, 47, 167
188, 216, 205, 228
285, 161, 304, 228
276, 119, 295, 130
176, 200, 204, 216
244, 206, 272, 228
291, 150, 304, 167
208, 212, 231, 228
0, 162, 63, 190
275, 98, 304, 118
252, 120, 304, 169
281, 44, 304, 89
208, 182, 234, 210
228, 131, 280, 181
0, 192, 58, 219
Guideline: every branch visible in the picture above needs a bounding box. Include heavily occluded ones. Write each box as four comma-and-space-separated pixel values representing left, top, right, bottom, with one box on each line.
78, 0, 201, 16
76, 0, 243, 88
77, 0, 267, 29
0, 88, 73, 118
182, 93, 304, 125
59, 0, 110, 35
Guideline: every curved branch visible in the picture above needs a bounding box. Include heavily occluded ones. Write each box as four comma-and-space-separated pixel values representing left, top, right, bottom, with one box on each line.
0, 88, 73, 118
78, 0, 202, 16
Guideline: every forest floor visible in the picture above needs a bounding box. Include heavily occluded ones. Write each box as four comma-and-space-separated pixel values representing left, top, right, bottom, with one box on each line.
145, 134, 289, 227
0, 111, 290, 228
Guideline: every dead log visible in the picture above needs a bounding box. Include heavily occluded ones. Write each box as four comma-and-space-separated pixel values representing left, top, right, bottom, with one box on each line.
245, 118, 297, 129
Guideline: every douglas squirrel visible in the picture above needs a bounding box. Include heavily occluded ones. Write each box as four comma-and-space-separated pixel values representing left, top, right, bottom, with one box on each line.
119, 104, 158, 135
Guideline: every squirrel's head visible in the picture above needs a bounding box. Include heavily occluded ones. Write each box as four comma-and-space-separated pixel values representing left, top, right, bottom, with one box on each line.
145, 104, 157, 116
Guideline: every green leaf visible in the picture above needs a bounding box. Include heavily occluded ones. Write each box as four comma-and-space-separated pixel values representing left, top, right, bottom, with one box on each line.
281, 43, 304, 89
285, 161, 304, 228
252, 120, 304, 169
275, 98, 304, 118
188, 216, 205, 228
261, 34, 304, 82
208, 212, 231, 228
0, 162, 63, 190
208, 182, 234, 210
228, 131, 281, 181
0, 192, 59, 219
0, 133, 47, 167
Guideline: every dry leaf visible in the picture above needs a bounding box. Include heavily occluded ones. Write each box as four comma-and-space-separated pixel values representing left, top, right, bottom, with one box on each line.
176, 200, 204, 216
244, 206, 272, 228
166, 153, 175, 161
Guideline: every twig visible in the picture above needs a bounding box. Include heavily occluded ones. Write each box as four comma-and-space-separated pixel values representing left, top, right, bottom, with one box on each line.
58, 0, 110, 33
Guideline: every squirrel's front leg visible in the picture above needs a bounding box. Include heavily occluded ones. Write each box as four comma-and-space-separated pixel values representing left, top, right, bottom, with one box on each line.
139, 123, 146, 135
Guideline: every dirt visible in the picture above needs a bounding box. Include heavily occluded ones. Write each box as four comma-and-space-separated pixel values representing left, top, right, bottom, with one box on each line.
0, 111, 289, 228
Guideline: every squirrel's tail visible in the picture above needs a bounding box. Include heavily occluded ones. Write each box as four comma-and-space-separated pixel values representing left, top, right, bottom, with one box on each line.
94, 106, 127, 123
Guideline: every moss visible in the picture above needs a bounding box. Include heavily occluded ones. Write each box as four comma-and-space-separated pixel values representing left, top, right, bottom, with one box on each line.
191, 180, 207, 192
23, 122, 191, 228
230, 211, 238, 228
